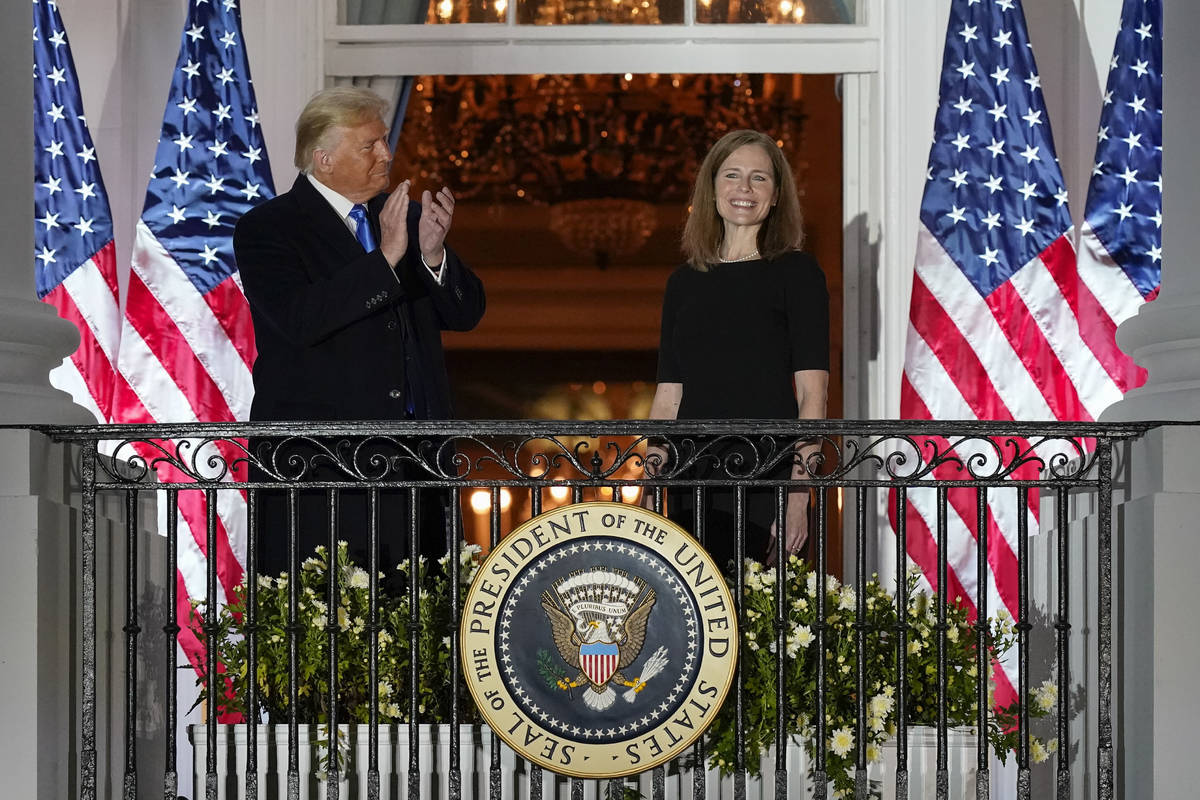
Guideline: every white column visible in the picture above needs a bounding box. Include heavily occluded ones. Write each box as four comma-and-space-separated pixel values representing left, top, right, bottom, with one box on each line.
0, 1, 92, 424
0, 431, 76, 798
1101, 3, 1200, 422
1115, 426, 1200, 798
1101, 8, 1200, 787
242, 0, 324, 192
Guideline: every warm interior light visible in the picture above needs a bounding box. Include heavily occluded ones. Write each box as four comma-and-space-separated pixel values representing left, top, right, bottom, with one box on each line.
499, 488, 513, 511
620, 486, 641, 503
437, 0, 453, 18
494, 0, 507, 16
470, 490, 490, 514
549, 485, 571, 502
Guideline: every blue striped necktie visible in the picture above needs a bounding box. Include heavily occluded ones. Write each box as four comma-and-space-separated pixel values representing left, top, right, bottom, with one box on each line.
348, 204, 377, 252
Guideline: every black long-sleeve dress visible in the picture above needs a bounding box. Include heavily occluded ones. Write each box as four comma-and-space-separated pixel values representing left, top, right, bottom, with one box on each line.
655, 250, 829, 569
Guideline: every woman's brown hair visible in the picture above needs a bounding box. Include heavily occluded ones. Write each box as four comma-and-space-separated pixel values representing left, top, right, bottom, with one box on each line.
680, 130, 805, 271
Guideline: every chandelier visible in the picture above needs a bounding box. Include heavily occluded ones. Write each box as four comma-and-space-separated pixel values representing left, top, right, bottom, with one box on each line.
396, 73, 808, 265
420, 0, 853, 25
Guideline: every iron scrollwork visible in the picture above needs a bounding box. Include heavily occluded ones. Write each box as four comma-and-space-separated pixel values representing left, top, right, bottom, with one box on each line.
71, 423, 1118, 489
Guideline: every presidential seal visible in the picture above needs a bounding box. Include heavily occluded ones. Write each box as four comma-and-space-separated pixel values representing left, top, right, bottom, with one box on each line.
460, 502, 737, 778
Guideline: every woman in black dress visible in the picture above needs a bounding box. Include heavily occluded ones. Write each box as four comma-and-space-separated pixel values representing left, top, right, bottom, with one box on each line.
646, 130, 829, 569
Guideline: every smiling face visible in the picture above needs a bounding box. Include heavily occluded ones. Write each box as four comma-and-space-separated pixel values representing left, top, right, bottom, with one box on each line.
312, 116, 392, 203
713, 143, 778, 235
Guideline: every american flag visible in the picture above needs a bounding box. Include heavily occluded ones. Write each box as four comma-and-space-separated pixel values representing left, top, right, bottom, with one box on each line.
1077, 0, 1162, 334
110, 0, 274, 674
892, 0, 1148, 708
34, 0, 120, 424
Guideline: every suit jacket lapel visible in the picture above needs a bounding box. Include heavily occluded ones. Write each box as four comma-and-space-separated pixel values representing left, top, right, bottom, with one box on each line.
289, 175, 367, 268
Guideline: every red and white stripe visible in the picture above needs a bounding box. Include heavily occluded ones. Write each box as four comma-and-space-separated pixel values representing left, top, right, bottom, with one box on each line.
895, 224, 1145, 707
1075, 220, 1153, 390
112, 221, 254, 679
44, 240, 121, 423
582, 651, 620, 686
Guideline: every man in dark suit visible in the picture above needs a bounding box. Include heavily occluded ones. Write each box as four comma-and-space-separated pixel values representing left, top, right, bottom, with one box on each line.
234, 87, 485, 581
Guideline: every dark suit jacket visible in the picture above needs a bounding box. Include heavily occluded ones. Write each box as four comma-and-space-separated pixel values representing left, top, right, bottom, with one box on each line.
234, 175, 485, 580
234, 174, 485, 422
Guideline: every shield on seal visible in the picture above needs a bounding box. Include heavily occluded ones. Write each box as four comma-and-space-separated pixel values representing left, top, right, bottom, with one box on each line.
579, 641, 620, 685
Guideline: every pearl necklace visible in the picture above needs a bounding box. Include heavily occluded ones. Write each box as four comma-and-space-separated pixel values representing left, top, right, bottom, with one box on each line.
718, 249, 760, 263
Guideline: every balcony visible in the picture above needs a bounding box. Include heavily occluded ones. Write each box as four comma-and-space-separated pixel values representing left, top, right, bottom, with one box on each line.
2, 418, 1189, 799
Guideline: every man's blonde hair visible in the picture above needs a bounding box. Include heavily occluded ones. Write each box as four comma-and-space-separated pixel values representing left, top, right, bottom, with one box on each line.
294, 87, 389, 171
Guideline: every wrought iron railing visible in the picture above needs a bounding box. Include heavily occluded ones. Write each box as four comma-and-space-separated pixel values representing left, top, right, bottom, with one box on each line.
42, 419, 1156, 800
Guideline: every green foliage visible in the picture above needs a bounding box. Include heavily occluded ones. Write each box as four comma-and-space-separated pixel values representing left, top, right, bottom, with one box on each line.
194, 541, 483, 725
708, 558, 1056, 796
537, 647, 569, 690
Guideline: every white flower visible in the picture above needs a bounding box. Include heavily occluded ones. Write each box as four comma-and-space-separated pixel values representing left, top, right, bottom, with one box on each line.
347, 567, 369, 590
337, 605, 350, 631
257, 575, 275, 589
311, 599, 327, 618
868, 693, 895, 720
866, 743, 882, 763
1033, 679, 1058, 713
302, 556, 322, 572
1031, 738, 1049, 763
830, 727, 854, 757
946, 625, 959, 642
838, 586, 855, 611
790, 624, 814, 651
